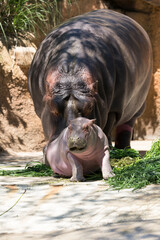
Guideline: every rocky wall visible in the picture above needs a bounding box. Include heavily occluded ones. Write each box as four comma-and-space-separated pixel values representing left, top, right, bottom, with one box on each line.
0, 42, 45, 153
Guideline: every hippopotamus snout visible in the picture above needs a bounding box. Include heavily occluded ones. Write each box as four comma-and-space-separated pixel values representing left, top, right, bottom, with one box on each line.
67, 136, 87, 151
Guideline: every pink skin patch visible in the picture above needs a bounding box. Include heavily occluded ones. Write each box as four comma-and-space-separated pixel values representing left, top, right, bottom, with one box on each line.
116, 124, 133, 135
45, 67, 97, 95
81, 69, 98, 93
45, 69, 60, 91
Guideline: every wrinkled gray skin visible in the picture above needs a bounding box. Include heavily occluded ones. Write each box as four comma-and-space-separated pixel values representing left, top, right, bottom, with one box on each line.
45, 117, 114, 182
28, 9, 152, 149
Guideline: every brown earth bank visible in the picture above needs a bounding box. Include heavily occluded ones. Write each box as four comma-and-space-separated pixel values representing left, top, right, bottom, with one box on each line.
0, 0, 160, 153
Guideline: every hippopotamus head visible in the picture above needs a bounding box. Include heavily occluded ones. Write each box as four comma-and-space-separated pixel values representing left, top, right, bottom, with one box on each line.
67, 117, 96, 153
44, 61, 97, 126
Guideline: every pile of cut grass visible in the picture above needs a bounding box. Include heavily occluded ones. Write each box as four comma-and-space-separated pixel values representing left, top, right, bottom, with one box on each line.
0, 162, 53, 177
0, 139, 160, 190
108, 139, 160, 190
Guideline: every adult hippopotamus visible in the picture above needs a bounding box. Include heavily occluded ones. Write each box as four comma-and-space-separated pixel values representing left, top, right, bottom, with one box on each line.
28, 9, 152, 148
45, 117, 114, 181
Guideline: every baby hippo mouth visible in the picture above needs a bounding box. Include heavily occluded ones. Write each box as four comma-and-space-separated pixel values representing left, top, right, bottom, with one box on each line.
67, 137, 87, 152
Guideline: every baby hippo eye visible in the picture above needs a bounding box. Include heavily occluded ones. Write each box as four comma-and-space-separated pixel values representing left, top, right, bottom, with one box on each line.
83, 125, 89, 132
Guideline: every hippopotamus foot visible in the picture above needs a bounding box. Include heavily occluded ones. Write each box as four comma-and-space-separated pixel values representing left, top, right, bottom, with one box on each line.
115, 124, 133, 149
70, 176, 86, 182
102, 171, 115, 180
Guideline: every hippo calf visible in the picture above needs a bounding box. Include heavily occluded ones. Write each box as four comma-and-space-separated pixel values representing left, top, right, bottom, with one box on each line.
44, 117, 114, 181
28, 9, 152, 149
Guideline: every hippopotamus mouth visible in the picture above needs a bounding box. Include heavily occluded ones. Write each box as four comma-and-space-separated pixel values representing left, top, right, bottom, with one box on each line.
67, 137, 87, 152
69, 145, 86, 152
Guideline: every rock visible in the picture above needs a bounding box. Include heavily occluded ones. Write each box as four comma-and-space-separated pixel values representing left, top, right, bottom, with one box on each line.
10, 47, 36, 68
144, 0, 160, 6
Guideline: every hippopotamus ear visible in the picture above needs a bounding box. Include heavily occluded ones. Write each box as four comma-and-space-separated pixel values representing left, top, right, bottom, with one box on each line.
89, 119, 96, 125
83, 119, 96, 129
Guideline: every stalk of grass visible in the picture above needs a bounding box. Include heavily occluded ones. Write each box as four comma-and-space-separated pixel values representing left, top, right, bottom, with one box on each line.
0, 22, 7, 42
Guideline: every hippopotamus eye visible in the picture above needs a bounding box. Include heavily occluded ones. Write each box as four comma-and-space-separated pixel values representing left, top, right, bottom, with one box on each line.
52, 83, 63, 93
52, 88, 60, 94
83, 125, 89, 132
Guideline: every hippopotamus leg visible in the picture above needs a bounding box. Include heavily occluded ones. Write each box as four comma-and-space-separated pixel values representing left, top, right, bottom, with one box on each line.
42, 145, 50, 166
67, 152, 86, 182
66, 146, 114, 181
41, 104, 65, 140
103, 112, 116, 147
115, 124, 133, 149
41, 105, 59, 164
101, 147, 115, 179
41, 103, 66, 163
115, 104, 146, 149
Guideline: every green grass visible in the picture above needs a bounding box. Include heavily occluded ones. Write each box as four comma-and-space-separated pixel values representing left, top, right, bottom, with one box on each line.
1, 139, 160, 190
0, 162, 53, 177
0, 0, 60, 42
110, 147, 140, 159
108, 140, 160, 190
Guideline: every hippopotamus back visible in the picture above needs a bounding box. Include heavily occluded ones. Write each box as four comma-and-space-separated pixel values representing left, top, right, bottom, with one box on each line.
28, 9, 152, 148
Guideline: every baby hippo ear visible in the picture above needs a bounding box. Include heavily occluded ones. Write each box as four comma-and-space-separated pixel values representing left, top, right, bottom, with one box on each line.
88, 119, 96, 126
83, 119, 96, 130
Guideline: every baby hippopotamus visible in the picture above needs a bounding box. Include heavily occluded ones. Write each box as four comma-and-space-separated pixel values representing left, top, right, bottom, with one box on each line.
44, 117, 114, 181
